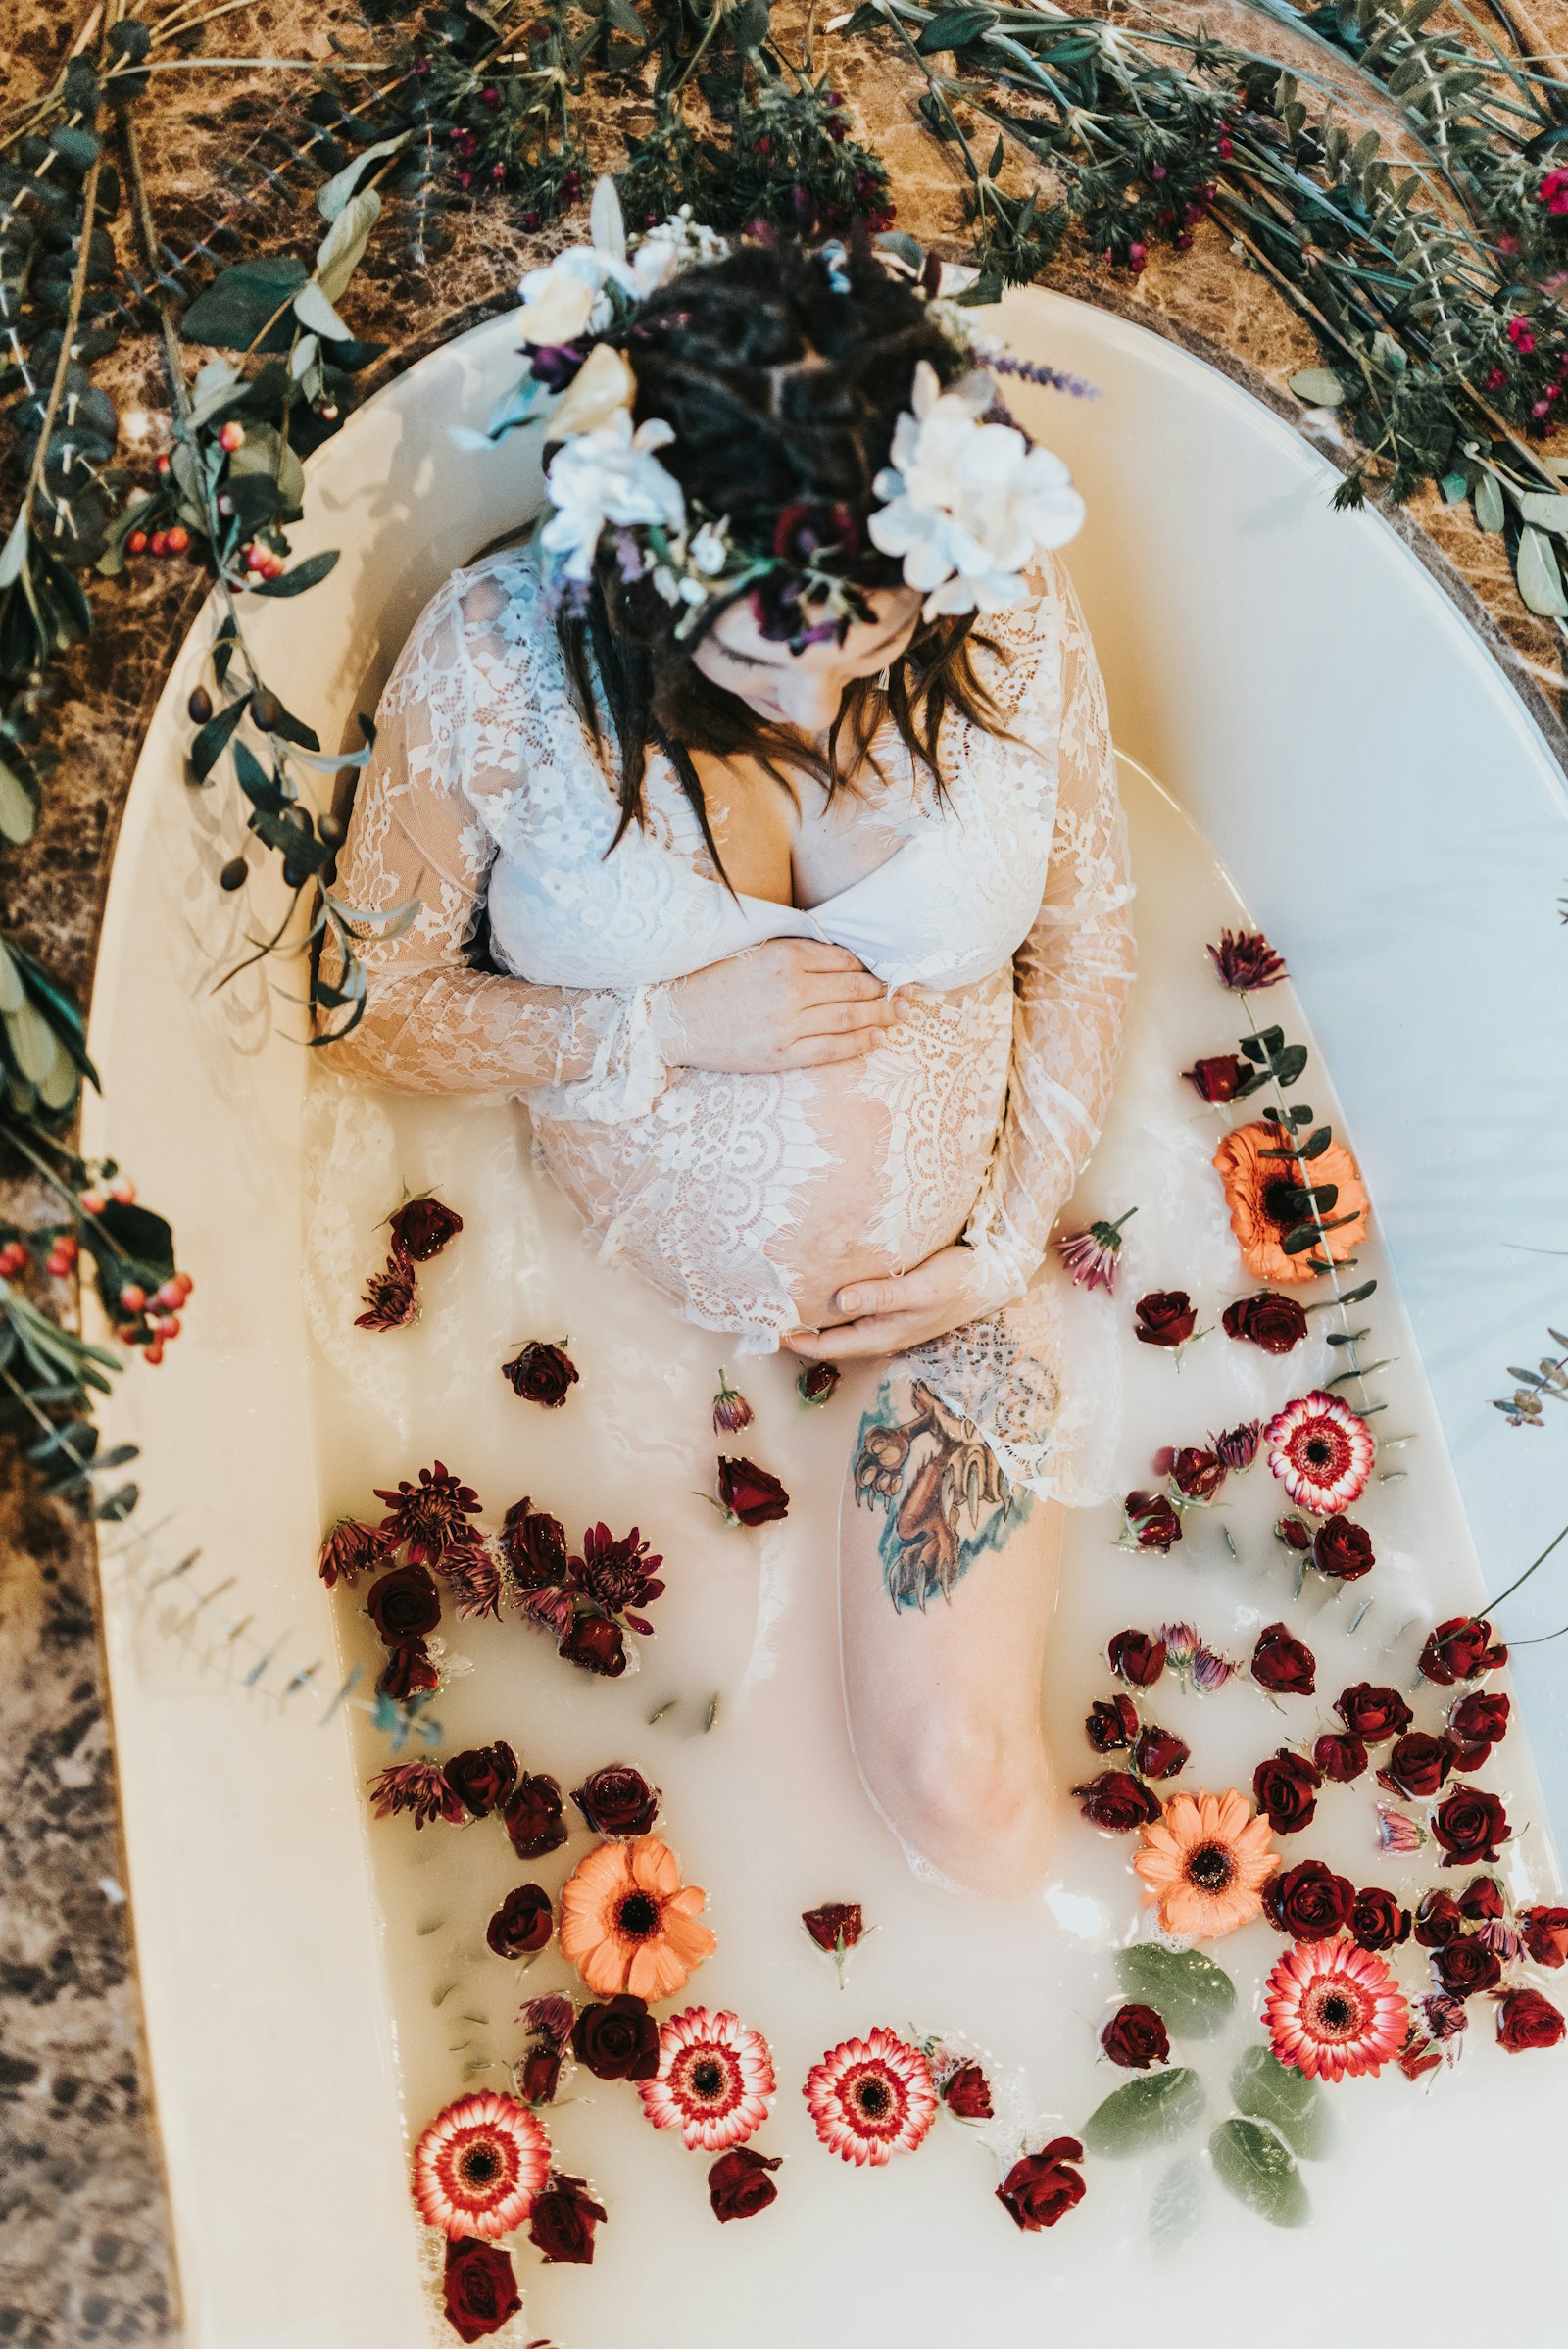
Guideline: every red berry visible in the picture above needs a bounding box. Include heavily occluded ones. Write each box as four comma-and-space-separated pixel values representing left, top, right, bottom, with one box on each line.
153, 1314, 181, 1338
126, 529, 148, 555
121, 1282, 148, 1312
174, 1272, 194, 1299
150, 531, 169, 556
219, 421, 245, 453
110, 1177, 136, 1204
156, 453, 171, 475
144, 1341, 166, 1366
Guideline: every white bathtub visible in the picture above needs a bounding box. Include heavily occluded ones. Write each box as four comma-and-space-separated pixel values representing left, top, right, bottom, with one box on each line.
86, 292, 1568, 2345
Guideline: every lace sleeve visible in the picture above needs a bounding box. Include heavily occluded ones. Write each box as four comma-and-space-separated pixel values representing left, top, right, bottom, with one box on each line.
961, 555, 1137, 1303
318, 563, 670, 1120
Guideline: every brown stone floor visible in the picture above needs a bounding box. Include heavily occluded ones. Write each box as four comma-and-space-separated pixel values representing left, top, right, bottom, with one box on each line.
1, 0, 1564, 2338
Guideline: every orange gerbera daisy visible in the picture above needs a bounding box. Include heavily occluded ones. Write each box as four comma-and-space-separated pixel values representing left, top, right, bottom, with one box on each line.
559, 1835, 716, 2000
1212, 1121, 1370, 1288
1133, 1788, 1279, 1940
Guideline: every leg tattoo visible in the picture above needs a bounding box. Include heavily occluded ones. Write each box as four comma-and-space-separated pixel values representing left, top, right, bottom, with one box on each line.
853, 1376, 1034, 1611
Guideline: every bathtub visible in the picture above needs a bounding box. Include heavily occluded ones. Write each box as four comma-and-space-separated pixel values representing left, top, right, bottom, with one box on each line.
86, 290, 1568, 2345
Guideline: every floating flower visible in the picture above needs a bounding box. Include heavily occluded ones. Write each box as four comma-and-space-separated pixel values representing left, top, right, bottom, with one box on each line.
1250, 1621, 1316, 1697
1349, 1885, 1410, 1952
1108, 1628, 1166, 1687
527, 2173, 607, 2265
1222, 1292, 1307, 1354
1458, 1874, 1504, 1922
1376, 1803, 1426, 1854
1497, 1988, 1567, 2052
996, 2139, 1087, 2230
317, 1517, 394, 1589
1122, 1491, 1182, 1552
1168, 1445, 1225, 1502
356, 1247, 417, 1330
388, 1195, 463, 1262
1263, 1939, 1407, 2081
1313, 1515, 1375, 1582
1133, 1724, 1190, 1780
1086, 1694, 1138, 1753
1264, 1391, 1374, 1515
1312, 1731, 1368, 1784
711, 1370, 754, 1434
1183, 1053, 1250, 1104
560, 1835, 715, 2000
379, 1640, 439, 1701
540, 410, 687, 584
1418, 1615, 1508, 1687
1190, 1643, 1235, 1692
1338, 1683, 1413, 1742
1134, 1788, 1278, 1938
1102, 2003, 1170, 2069
571, 1994, 660, 2080
802, 1901, 867, 1985
1206, 929, 1287, 991
486, 1884, 553, 1960
1212, 1420, 1261, 1471
1432, 1937, 1501, 1998
714, 1457, 790, 1526
374, 1461, 483, 1564
1158, 1619, 1234, 1692
1265, 1858, 1352, 1940
442, 2237, 521, 2345
1447, 1689, 1509, 1771
1377, 1732, 1451, 1802
1253, 1748, 1321, 1835
1054, 1206, 1137, 1294
708, 2146, 781, 2221
803, 2028, 937, 2166
367, 1561, 442, 1646
1213, 1123, 1370, 1288
571, 1763, 660, 1838
444, 1741, 518, 1819
412, 2092, 551, 2240
640, 2007, 777, 2152
798, 1361, 841, 1404
1431, 1787, 1510, 1867
502, 1340, 579, 1407
503, 1772, 568, 1861
575, 1522, 665, 1629
1520, 1906, 1568, 1968
501, 1499, 570, 1592
368, 1760, 466, 1830
1133, 1289, 1197, 1348
942, 2062, 994, 2118
1073, 1770, 1163, 1830
560, 1613, 628, 1676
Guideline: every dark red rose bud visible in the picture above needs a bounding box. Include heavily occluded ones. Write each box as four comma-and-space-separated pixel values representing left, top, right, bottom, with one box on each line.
1432, 1787, 1509, 1866
1252, 1748, 1321, 1835
1101, 2003, 1170, 2069
377, 1639, 440, 1701
1132, 1724, 1189, 1780
1213, 1419, 1262, 1470
1250, 1621, 1316, 1697
1275, 1514, 1313, 1552
1222, 1292, 1308, 1355
716, 1456, 790, 1525
1377, 1732, 1452, 1801
503, 1772, 568, 1860
1457, 1874, 1504, 1923
388, 1195, 464, 1262
1413, 1890, 1466, 1948
944, 2062, 994, 2117
367, 1561, 442, 1644
559, 1613, 628, 1677
1134, 1290, 1197, 1346
520, 2045, 564, 2104
1349, 1885, 1410, 1952
443, 1741, 518, 1819
570, 1763, 660, 1837
443, 2237, 521, 2344
502, 1339, 579, 1406
528, 2173, 607, 2264
1264, 1858, 1352, 1939
1123, 1491, 1182, 1552
1419, 1615, 1507, 1687
1313, 1731, 1368, 1784
500, 1498, 569, 1590
1183, 1053, 1249, 1103
798, 1361, 841, 1404
997, 2138, 1087, 2231
1313, 1515, 1375, 1582
1337, 1683, 1413, 1742
708, 2146, 781, 2221
1108, 1629, 1166, 1687
802, 1901, 864, 1954
571, 1993, 660, 2080
1207, 928, 1287, 990
1497, 1987, 1567, 2053
486, 1883, 553, 1959
1169, 1446, 1225, 1501
1450, 1690, 1510, 1747
1520, 1907, 1568, 1968
1073, 1771, 1163, 1830
1086, 1694, 1139, 1753
1433, 1936, 1503, 1998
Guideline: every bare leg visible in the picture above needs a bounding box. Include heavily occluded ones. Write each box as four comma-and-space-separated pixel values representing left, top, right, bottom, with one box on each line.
838, 1368, 1062, 1899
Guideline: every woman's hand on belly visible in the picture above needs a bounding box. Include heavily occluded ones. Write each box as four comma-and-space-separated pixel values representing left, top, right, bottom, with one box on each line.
781, 1244, 1008, 1360
655, 939, 909, 1074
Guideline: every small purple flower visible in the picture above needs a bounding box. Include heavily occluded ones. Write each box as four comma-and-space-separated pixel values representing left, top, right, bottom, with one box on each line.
1054, 1206, 1137, 1295
1206, 929, 1288, 992
1376, 1802, 1426, 1854
1191, 1644, 1236, 1692
1159, 1620, 1200, 1671
1476, 1920, 1523, 1962
1212, 1420, 1262, 1472
1420, 1990, 1469, 2041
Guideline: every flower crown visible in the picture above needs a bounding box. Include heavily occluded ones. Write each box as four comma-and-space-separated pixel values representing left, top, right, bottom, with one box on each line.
466, 179, 1094, 653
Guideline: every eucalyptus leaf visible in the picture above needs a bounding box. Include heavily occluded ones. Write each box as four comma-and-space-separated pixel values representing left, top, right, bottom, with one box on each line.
314, 189, 380, 307
1082, 2066, 1204, 2158
293, 279, 352, 342
1515, 524, 1568, 618
0, 939, 25, 1015
290, 333, 321, 382
36, 1047, 78, 1112
1149, 2154, 1205, 2250
1209, 2117, 1310, 2227
0, 754, 37, 845
1473, 471, 1505, 532
1288, 367, 1346, 407
182, 256, 307, 352
1517, 490, 1568, 535
0, 508, 30, 589
246, 549, 340, 599
917, 5, 998, 50
5, 1001, 62, 1088
1229, 2046, 1333, 2159
1115, 1944, 1236, 2038
317, 134, 411, 221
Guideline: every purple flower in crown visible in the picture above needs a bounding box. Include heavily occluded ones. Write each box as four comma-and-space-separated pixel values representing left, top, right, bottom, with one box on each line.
528, 340, 590, 392
1155, 1618, 1234, 1692
1376, 1802, 1426, 1854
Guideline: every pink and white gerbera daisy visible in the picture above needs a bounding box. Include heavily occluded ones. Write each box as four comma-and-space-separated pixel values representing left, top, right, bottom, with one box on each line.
1263, 1938, 1408, 2082
638, 2006, 776, 2153
412, 2091, 551, 2239
803, 2027, 937, 2167
1263, 1391, 1374, 1516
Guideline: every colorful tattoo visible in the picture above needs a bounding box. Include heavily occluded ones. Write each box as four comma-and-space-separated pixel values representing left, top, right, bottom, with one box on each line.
852, 1376, 1033, 1611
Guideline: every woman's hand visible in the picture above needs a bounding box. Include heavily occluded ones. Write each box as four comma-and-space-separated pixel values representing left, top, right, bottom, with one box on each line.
657, 939, 908, 1076
782, 1245, 1010, 1361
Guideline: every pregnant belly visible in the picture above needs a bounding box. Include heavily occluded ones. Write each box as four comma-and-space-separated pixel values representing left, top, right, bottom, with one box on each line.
531, 975, 1014, 1347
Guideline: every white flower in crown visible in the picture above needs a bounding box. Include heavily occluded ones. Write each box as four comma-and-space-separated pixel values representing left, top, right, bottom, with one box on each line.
516, 179, 729, 347
868, 360, 1085, 616
539, 411, 687, 583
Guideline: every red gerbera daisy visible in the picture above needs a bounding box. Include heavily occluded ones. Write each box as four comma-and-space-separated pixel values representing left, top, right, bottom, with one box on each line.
639, 2008, 776, 2153
1262, 1938, 1408, 2082
803, 2027, 937, 2167
373, 1460, 483, 1563
412, 2091, 551, 2240
1263, 1391, 1374, 1516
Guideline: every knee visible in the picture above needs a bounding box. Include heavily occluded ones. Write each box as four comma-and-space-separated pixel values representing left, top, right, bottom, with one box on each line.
858, 1700, 1056, 1891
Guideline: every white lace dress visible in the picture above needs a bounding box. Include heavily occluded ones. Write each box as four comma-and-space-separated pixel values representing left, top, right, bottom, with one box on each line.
325, 544, 1135, 1495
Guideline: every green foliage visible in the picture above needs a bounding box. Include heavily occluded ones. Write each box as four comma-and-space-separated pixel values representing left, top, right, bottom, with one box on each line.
1229, 2045, 1334, 2159
1082, 2066, 1205, 2157
1114, 1944, 1238, 2038
1208, 2116, 1311, 2227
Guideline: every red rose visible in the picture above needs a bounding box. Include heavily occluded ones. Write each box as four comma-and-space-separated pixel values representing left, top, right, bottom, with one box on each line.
1101, 2003, 1170, 2069
388, 1195, 463, 1262
1134, 1290, 1197, 1346
571, 1763, 660, 1837
366, 1561, 442, 1644
1073, 1771, 1162, 1830
708, 2146, 781, 2221
1132, 1724, 1190, 1780
1457, 1874, 1503, 1922
528, 2173, 607, 2264
944, 2063, 995, 2117
1432, 1787, 1509, 1866
559, 1613, 628, 1677
485, 1883, 553, 1960
572, 1994, 660, 2080
377, 1639, 440, 1701
1419, 1615, 1507, 1687
1222, 1292, 1307, 1354
1250, 1621, 1316, 1697
798, 1361, 841, 1404
1497, 1987, 1567, 2053
1349, 1885, 1410, 1952
444, 1741, 518, 1819
1275, 1514, 1313, 1552
503, 1772, 568, 1860
802, 1901, 864, 1954
1337, 1683, 1413, 1742
442, 2238, 521, 2344
1252, 1749, 1321, 1835
1377, 1732, 1452, 1801
1433, 1936, 1502, 1998
1312, 1731, 1368, 1784
1123, 1491, 1182, 1552
1265, 1858, 1352, 1939
500, 1499, 570, 1590
520, 2045, 563, 2104
1447, 1691, 1509, 1773
997, 2138, 1087, 2230
1086, 1694, 1139, 1753
1183, 1053, 1249, 1103
1313, 1515, 1375, 1582
1169, 1446, 1225, 1502
1413, 1890, 1465, 1948
1520, 1907, 1568, 1968
502, 1340, 579, 1406
716, 1456, 790, 1525
1108, 1629, 1166, 1687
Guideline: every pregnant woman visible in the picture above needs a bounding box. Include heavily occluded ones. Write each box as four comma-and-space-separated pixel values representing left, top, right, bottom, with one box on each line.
325, 197, 1135, 1899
